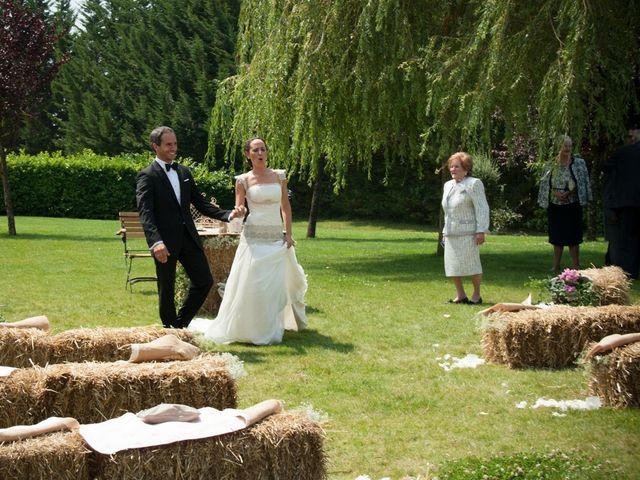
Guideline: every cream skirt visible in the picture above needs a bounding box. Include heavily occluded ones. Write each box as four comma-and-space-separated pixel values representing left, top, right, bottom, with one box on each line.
444, 234, 482, 277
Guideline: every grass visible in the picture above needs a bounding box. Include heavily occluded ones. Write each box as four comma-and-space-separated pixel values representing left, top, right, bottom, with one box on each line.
1, 216, 639, 479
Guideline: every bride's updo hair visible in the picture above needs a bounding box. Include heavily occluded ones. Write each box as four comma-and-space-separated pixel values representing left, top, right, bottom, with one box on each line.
243, 137, 268, 167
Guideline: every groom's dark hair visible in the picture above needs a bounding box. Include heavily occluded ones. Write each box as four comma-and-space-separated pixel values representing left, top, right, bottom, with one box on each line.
149, 126, 175, 148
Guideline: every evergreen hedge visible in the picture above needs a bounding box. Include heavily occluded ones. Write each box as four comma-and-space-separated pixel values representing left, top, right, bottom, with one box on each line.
1, 151, 235, 219
2, 151, 547, 231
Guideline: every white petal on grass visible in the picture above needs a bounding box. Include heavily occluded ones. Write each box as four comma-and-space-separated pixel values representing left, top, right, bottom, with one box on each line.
531, 396, 602, 411
514, 396, 602, 412
438, 362, 452, 372
479, 411, 489, 416
438, 353, 485, 371
355, 476, 371, 480
432, 343, 440, 348
552, 412, 567, 417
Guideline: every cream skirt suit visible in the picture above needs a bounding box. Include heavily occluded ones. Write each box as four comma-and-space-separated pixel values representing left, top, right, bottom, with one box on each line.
441, 176, 490, 277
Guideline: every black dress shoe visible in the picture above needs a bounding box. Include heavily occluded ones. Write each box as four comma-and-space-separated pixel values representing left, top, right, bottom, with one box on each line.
448, 297, 469, 304
469, 297, 483, 305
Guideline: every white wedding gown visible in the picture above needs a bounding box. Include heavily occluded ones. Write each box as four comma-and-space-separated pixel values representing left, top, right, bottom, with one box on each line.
188, 171, 307, 345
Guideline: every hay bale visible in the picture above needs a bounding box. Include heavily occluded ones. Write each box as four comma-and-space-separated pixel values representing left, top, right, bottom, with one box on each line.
200, 238, 239, 314
0, 431, 90, 480
481, 305, 640, 368
0, 328, 48, 368
90, 411, 326, 479
0, 326, 196, 368
580, 265, 631, 305
588, 342, 640, 408
46, 326, 197, 364
0, 355, 237, 427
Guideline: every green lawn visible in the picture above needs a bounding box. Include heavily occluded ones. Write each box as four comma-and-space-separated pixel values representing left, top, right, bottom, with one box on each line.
1, 216, 639, 479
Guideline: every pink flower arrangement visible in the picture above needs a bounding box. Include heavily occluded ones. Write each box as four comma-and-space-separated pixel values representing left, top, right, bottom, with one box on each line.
558, 268, 580, 284
547, 268, 600, 306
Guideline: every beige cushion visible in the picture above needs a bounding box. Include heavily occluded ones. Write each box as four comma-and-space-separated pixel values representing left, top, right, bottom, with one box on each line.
136, 404, 201, 424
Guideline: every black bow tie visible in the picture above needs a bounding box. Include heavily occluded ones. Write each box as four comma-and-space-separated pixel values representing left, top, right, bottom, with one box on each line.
165, 162, 178, 172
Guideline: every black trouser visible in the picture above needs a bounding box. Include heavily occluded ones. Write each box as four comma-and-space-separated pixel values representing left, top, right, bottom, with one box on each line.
608, 207, 640, 279
155, 229, 213, 328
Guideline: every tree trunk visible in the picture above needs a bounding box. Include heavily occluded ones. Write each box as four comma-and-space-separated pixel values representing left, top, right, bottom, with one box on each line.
437, 164, 448, 256
306, 156, 325, 239
587, 166, 600, 242
585, 136, 616, 243
0, 146, 17, 236
586, 142, 609, 242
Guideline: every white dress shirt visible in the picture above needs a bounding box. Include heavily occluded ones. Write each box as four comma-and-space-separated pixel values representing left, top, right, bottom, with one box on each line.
155, 157, 180, 205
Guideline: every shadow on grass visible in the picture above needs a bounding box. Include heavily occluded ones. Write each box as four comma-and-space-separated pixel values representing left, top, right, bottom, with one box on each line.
308, 236, 436, 244
316, 249, 610, 288
0, 232, 112, 242
314, 219, 440, 233
130, 289, 157, 297
282, 328, 354, 354
203, 329, 354, 365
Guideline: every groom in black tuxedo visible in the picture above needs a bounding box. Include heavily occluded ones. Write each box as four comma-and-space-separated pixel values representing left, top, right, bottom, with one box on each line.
604, 125, 640, 279
136, 126, 245, 328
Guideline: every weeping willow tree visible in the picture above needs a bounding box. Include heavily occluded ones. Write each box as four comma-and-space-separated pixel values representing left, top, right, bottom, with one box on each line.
422, 0, 639, 159
210, 0, 639, 236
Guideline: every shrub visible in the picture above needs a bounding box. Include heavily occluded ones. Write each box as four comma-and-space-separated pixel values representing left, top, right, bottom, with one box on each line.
1, 151, 234, 219
491, 206, 524, 233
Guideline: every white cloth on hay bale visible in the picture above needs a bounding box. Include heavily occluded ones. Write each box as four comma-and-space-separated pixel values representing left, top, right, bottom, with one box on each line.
0, 366, 16, 377
79, 407, 249, 454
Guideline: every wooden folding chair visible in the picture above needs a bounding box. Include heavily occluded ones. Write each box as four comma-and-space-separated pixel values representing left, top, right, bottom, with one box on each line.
116, 212, 157, 291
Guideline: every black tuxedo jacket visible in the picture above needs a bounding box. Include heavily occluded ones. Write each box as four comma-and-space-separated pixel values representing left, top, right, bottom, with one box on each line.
604, 141, 640, 209
136, 161, 232, 254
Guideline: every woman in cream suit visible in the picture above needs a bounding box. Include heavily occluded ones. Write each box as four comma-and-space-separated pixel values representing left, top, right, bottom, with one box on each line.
441, 152, 490, 304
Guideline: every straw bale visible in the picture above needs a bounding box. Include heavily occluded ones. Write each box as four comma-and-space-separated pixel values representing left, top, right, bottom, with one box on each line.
0, 326, 196, 368
588, 342, 640, 408
0, 355, 237, 427
580, 265, 631, 305
90, 411, 326, 480
0, 431, 90, 480
481, 305, 640, 369
0, 327, 48, 367
46, 326, 197, 364
200, 241, 238, 314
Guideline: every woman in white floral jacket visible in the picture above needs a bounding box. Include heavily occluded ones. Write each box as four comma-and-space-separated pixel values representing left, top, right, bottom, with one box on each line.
537, 135, 592, 272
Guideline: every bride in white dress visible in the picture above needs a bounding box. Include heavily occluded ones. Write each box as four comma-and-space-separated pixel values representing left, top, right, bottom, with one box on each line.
188, 137, 307, 344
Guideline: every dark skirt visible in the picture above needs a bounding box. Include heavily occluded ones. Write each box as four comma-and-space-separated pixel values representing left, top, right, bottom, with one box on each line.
547, 202, 583, 246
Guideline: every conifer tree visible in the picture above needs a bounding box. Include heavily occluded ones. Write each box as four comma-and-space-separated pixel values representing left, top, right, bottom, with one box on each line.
18, 0, 74, 153
55, 0, 239, 159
